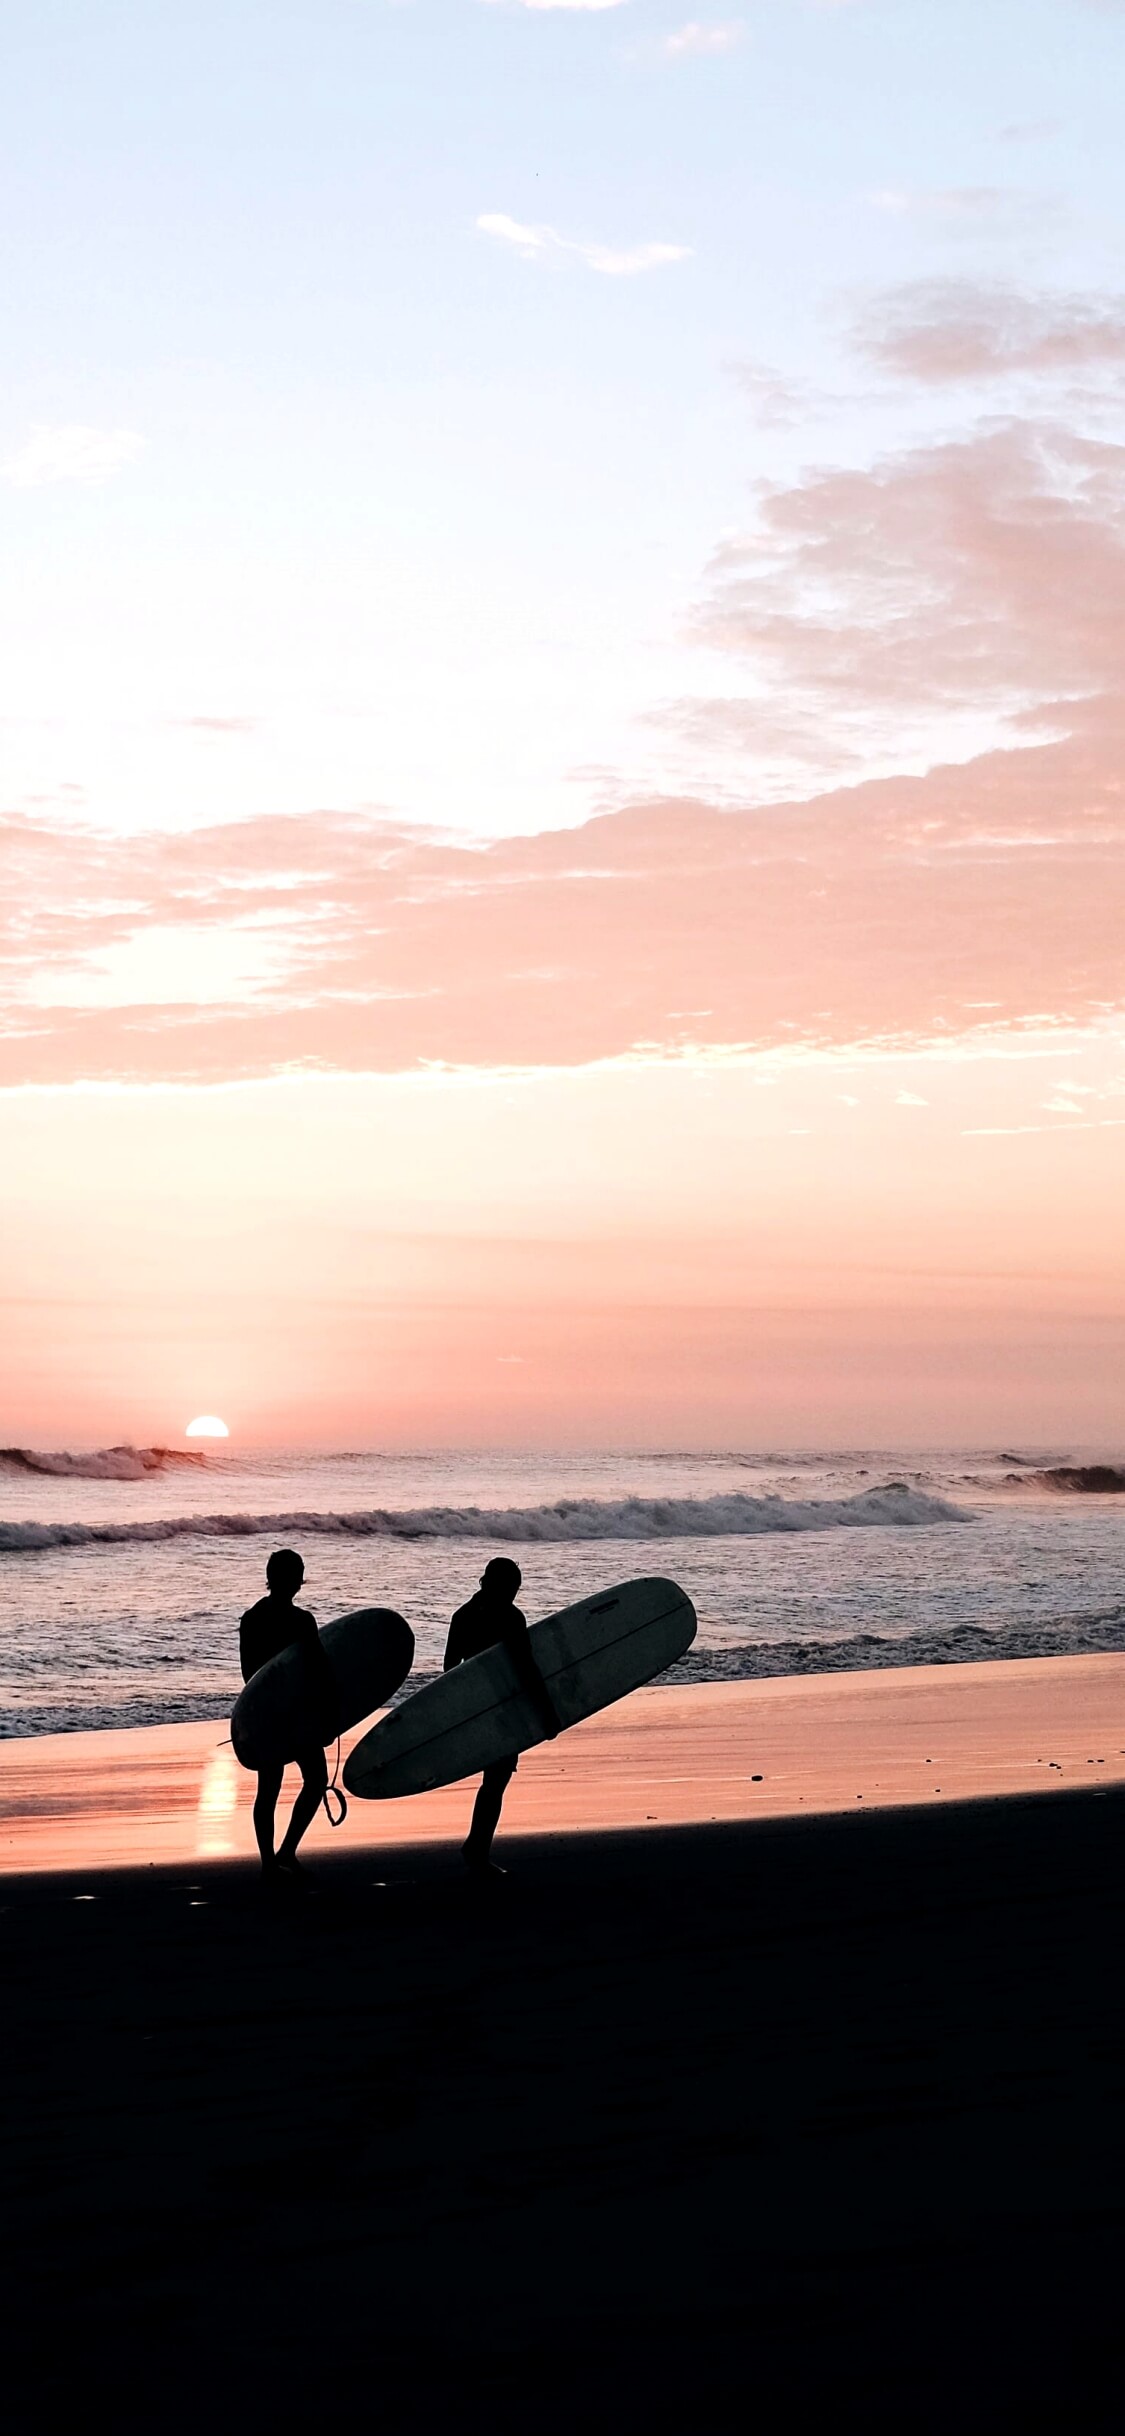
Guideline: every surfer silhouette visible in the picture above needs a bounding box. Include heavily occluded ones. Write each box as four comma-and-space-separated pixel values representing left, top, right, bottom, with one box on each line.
444, 1557, 560, 1876
239, 1548, 330, 1877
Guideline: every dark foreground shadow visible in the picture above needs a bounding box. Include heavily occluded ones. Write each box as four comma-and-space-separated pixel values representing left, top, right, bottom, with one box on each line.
2, 1789, 1124, 2428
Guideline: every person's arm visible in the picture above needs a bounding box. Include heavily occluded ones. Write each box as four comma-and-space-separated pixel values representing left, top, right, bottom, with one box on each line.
504, 1611, 561, 1740
443, 1609, 466, 1672
238, 1609, 258, 1685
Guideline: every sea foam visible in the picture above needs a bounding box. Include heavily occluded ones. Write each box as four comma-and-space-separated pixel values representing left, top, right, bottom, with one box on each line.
0, 1481, 969, 1553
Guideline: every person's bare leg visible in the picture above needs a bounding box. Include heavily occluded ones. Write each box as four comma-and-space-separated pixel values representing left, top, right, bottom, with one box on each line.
253, 1761, 284, 1871
464, 1756, 517, 1873
276, 1746, 328, 1870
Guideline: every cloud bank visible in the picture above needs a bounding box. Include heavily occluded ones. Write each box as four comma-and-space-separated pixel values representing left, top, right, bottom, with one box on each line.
4, 711, 1123, 1088
7, 279, 1125, 1092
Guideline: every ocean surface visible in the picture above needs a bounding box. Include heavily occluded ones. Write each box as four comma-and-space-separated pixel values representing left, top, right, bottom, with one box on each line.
2, 1443, 1123, 1738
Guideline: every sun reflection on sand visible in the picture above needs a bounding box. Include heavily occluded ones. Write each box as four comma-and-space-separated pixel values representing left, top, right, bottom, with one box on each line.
195, 1746, 240, 1856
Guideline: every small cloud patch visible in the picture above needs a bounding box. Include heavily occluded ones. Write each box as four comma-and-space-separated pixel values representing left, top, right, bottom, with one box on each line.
478, 213, 690, 277
2, 426, 144, 488
664, 20, 744, 57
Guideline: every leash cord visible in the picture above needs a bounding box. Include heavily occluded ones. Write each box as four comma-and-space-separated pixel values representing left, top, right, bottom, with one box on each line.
323, 1730, 347, 1828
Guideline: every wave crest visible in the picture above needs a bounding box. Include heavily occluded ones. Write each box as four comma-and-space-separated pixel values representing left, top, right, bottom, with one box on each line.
0, 1481, 969, 1554
0, 1445, 206, 1483
1033, 1465, 1125, 1494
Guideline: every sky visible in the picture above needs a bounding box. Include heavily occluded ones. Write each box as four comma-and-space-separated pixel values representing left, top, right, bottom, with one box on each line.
3, 0, 1125, 1448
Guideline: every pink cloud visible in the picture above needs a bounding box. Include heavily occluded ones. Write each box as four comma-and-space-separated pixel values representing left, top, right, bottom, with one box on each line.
855, 280, 1125, 384
692, 420, 1125, 744
6, 388, 1125, 1091
728, 360, 820, 428
3, 721, 1123, 1087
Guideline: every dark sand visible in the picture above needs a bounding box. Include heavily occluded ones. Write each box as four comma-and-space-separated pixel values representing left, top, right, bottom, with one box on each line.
3, 1785, 1124, 2427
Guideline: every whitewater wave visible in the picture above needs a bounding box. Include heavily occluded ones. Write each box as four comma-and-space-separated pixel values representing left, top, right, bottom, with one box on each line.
0, 1481, 969, 1555
0, 1445, 206, 1483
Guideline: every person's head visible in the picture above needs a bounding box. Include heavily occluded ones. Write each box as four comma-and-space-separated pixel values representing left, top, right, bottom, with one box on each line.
266, 1546, 304, 1600
480, 1556, 521, 1603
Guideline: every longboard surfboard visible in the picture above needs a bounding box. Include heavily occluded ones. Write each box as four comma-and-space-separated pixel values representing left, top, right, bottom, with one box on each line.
342, 1575, 695, 1800
232, 1606, 414, 1771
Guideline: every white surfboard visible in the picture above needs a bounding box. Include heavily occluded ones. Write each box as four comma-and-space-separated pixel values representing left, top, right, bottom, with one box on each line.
342, 1576, 695, 1800
232, 1607, 414, 1771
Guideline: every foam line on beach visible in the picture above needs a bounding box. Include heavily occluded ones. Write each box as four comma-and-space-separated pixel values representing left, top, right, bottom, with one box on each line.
0, 1481, 970, 1553
666, 1606, 1125, 1681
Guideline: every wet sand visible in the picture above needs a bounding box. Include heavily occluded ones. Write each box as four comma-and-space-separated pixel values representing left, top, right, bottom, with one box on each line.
3, 1651, 1125, 1873
2, 1660, 1125, 2424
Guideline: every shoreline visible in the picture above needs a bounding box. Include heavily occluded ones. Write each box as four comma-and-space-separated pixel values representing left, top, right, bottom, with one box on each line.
2, 1649, 1124, 1876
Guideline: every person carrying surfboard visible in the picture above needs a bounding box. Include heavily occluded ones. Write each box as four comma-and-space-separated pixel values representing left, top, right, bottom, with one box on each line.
239, 1548, 333, 1878
444, 1557, 560, 1875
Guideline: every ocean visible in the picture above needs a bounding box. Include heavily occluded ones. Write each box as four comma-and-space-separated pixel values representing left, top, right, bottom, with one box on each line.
1, 1443, 1123, 1739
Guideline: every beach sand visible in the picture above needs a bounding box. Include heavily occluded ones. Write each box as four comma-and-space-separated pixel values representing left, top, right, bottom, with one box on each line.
2, 1658, 1124, 2425
3, 1651, 1125, 1873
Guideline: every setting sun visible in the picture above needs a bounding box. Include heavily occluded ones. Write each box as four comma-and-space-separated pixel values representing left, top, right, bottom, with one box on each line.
184, 1416, 229, 1440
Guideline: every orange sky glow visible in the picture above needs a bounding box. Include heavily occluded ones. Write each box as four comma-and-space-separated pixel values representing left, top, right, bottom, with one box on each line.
6, 426, 1125, 1447
4, 14, 1125, 1451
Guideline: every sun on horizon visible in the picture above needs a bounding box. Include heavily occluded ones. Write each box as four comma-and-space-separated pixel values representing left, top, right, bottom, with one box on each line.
185, 1416, 229, 1440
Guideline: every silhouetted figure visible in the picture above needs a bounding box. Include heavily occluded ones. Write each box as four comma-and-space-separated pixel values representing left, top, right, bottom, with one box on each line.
444, 1557, 559, 1876
240, 1548, 330, 1877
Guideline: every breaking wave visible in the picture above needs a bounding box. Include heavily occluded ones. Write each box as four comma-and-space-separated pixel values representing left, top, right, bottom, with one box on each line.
0, 1445, 206, 1483
0, 1481, 969, 1555
1032, 1465, 1125, 1495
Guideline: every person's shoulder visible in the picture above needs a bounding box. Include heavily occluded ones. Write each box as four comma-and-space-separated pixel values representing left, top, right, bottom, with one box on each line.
509, 1605, 527, 1631
294, 1604, 318, 1630
241, 1595, 270, 1626
450, 1594, 478, 1626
